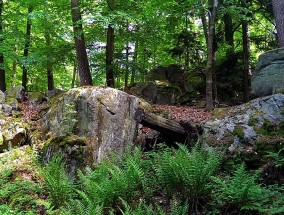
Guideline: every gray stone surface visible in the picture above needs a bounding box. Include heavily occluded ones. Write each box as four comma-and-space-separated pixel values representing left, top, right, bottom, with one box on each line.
2, 104, 12, 116
27, 92, 47, 105
203, 94, 284, 151
252, 48, 284, 97
4, 86, 25, 103
0, 117, 29, 152
0, 90, 5, 104
40, 87, 146, 163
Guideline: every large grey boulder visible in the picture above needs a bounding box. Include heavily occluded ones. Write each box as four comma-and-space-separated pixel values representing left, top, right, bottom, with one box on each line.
203, 94, 284, 154
40, 87, 149, 166
5, 86, 26, 103
251, 48, 284, 97
0, 117, 30, 152
0, 90, 5, 104
27, 92, 47, 105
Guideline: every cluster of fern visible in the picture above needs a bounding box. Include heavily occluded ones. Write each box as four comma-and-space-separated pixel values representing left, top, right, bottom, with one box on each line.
42, 145, 284, 215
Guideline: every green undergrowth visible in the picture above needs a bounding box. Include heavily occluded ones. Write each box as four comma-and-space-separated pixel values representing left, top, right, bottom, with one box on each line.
1, 144, 284, 214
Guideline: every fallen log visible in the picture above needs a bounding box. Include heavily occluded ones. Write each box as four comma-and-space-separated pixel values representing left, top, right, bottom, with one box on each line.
134, 108, 198, 145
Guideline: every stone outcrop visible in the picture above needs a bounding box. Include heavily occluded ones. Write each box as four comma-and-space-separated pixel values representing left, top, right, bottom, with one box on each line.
0, 90, 5, 104
0, 117, 30, 152
27, 92, 47, 105
251, 48, 284, 97
203, 94, 284, 166
40, 87, 149, 167
4, 86, 26, 103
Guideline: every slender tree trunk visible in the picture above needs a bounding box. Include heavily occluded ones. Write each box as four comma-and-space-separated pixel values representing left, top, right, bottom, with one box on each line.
205, 0, 218, 110
184, 16, 190, 71
131, 41, 138, 85
272, 0, 284, 47
224, 12, 235, 72
106, 24, 115, 87
12, 41, 18, 88
124, 44, 130, 90
71, 60, 77, 88
0, 0, 5, 92
45, 31, 54, 91
22, 6, 33, 91
71, 0, 92, 86
242, 20, 250, 102
201, 10, 208, 45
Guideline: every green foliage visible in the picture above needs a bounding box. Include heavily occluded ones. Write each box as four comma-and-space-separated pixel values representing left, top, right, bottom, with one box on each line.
41, 153, 74, 209
153, 145, 220, 200
211, 164, 284, 214
265, 148, 284, 167
0, 171, 42, 214
75, 148, 144, 208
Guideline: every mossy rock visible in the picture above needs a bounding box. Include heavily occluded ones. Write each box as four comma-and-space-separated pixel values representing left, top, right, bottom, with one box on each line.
27, 92, 47, 105
41, 135, 88, 175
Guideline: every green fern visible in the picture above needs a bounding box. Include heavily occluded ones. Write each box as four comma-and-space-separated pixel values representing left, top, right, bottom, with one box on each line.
153, 145, 220, 200
41, 153, 74, 209
211, 164, 270, 213
265, 148, 284, 167
67, 148, 145, 212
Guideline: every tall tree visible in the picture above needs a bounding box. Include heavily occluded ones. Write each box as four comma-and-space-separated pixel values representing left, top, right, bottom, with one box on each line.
71, 0, 93, 86
45, 31, 54, 91
205, 0, 218, 110
0, 0, 6, 92
242, 19, 250, 102
22, 6, 33, 90
272, 0, 284, 47
106, 0, 115, 87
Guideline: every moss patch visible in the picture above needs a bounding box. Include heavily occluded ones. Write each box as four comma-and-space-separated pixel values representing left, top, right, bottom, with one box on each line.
233, 126, 245, 139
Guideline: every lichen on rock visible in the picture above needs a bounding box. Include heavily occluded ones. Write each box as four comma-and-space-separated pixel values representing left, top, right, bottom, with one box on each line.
40, 87, 147, 168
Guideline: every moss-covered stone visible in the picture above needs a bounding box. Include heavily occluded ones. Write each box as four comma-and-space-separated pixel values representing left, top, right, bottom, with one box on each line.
233, 126, 245, 139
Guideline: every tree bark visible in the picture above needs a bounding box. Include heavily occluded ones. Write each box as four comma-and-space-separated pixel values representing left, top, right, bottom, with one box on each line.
131, 40, 138, 85
205, 0, 218, 110
242, 20, 250, 102
224, 12, 235, 72
106, 24, 115, 87
12, 41, 18, 88
71, 60, 77, 88
22, 6, 33, 91
0, 0, 6, 92
124, 44, 130, 90
134, 108, 199, 145
71, 0, 93, 86
45, 31, 54, 91
272, 0, 284, 47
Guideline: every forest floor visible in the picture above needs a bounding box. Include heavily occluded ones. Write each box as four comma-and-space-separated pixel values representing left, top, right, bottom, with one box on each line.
152, 104, 212, 124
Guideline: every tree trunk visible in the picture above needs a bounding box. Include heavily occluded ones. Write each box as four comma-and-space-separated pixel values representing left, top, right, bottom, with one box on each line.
45, 31, 54, 91
184, 16, 190, 71
131, 40, 138, 85
106, 24, 115, 87
124, 44, 130, 90
242, 20, 250, 102
224, 12, 235, 72
201, 10, 208, 45
71, 60, 77, 88
22, 6, 33, 91
12, 41, 18, 88
272, 0, 284, 47
205, 0, 218, 110
71, 0, 93, 86
0, 0, 6, 92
